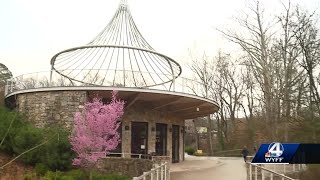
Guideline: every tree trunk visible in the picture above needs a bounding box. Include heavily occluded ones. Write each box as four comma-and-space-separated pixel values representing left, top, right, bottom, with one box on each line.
192, 120, 199, 150
207, 116, 214, 155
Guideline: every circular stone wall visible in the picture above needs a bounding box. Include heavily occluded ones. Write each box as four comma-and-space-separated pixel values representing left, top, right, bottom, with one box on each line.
9, 89, 186, 162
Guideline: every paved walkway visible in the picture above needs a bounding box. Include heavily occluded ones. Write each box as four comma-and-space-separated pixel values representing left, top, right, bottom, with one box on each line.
170, 155, 247, 180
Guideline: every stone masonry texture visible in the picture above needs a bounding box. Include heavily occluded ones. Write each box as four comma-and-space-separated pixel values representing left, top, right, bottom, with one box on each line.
97, 157, 153, 177
16, 91, 87, 128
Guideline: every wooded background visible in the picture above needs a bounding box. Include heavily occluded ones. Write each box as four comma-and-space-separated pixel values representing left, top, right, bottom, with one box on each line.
188, 0, 320, 154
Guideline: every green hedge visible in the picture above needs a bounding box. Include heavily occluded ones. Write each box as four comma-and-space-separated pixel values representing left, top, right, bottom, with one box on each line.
24, 169, 130, 180
0, 107, 74, 172
0, 107, 27, 153
37, 169, 130, 180
185, 146, 196, 155
0, 107, 130, 179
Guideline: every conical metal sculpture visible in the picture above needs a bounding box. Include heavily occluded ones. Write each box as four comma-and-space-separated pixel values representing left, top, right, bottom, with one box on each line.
50, 0, 181, 88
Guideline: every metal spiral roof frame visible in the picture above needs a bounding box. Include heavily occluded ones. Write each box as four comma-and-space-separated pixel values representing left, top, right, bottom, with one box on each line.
50, 0, 182, 88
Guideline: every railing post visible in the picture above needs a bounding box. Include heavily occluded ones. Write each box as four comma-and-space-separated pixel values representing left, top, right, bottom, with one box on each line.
249, 164, 252, 180
283, 164, 286, 174
172, 76, 175, 91
181, 78, 184, 92
293, 164, 295, 172
5, 79, 9, 95
164, 163, 167, 180
270, 173, 273, 180
151, 168, 154, 180
160, 163, 164, 180
50, 67, 53, 86
255, 166, 257, 180
143, 172, 147, 180
261, 166, 265, 180
139, 154, 142, 159
4, 84, 8, 96
10, 79, 13, 92
156, 167, 159, 180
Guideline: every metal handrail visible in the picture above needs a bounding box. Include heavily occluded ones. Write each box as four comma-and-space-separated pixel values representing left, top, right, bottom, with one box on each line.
4, 69, 218, 105
9, 69, 207, 88
12, 69, 173, 79
133, 162, 169, 180
103, 152, 170, 160
247, 162, 298, 180
106, 152, 152, 159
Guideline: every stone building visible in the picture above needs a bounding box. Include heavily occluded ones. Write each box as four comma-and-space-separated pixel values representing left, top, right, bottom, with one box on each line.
4, 0, 219, 163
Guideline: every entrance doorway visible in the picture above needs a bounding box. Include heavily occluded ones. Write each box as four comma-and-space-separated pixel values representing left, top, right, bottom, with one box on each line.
156, 123, 167, 156
131, 122, 148, 155
172, 125, 180, 163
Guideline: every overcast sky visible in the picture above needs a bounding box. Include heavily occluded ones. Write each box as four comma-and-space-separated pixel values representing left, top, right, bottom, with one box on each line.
0, 0, 319, 77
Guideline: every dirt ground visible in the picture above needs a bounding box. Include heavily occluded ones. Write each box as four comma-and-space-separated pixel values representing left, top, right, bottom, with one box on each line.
0, 152, 33, 180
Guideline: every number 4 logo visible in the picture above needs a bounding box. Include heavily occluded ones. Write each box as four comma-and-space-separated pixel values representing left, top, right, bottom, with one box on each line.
268, 142, 284, 157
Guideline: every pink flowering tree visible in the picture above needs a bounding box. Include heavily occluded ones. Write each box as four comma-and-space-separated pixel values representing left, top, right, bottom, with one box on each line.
70, 91, 125, 167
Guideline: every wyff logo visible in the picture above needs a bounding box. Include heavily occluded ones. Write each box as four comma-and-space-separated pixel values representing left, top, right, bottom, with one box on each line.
252, 142, 299, 164
265, 142, 284, 163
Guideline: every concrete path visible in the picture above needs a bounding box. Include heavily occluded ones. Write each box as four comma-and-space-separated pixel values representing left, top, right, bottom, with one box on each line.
170, 155, 247, 180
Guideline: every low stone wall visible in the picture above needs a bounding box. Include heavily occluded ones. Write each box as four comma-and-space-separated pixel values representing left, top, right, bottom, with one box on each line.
97, 157, 153, 177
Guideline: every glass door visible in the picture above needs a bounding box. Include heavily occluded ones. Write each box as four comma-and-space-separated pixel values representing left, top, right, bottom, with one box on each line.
156, 123, 167, 156
131, 122, 148, 155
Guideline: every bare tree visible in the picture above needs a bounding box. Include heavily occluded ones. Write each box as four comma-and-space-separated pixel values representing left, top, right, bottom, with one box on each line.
291, 7, 320, 142
218, 1, 278, 139
215, 52, 245, 125
188, 50, 246, 151
240, 60, 256, 122
188, 51, 215, 154
0, 63, 12, 87
269, 0, 305, 141
293, 8, 320, 112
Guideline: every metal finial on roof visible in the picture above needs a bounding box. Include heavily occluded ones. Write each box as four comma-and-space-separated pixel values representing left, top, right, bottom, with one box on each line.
50, 0, 181, 88
120, 0, 128, 7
